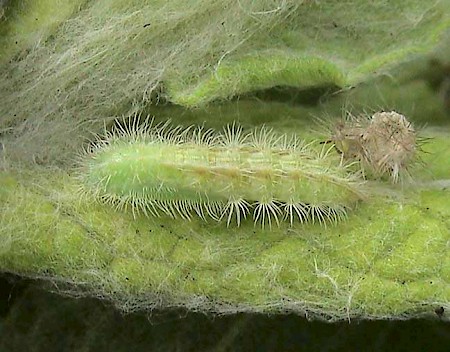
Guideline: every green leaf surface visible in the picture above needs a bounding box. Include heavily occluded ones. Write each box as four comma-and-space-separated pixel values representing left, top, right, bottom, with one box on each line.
1, 126, 448, 321
167, 1, 450, 106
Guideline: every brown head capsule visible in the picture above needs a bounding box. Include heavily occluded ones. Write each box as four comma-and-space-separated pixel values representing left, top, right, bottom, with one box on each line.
331, 111, 418, 183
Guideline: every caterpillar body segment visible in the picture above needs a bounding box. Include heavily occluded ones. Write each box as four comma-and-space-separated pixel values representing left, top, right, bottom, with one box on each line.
78, 119, 365, 227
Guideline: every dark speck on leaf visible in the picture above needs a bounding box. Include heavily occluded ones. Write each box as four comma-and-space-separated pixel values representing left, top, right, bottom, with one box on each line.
143, 23, 151, 28
435, 306, 444, 318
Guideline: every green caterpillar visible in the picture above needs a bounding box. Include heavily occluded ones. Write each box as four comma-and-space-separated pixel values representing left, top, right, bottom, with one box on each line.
77, 118, 365, 227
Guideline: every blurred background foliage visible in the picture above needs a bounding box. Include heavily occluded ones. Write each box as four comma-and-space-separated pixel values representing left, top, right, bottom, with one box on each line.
0, 274, 449, 351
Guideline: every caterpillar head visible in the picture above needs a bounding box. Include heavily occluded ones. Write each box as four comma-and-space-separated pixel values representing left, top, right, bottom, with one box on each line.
331, 120, 365, 159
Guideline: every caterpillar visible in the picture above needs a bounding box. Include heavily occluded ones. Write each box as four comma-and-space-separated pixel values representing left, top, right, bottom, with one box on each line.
329, 111, 419, 183
77, 118, 365, 227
